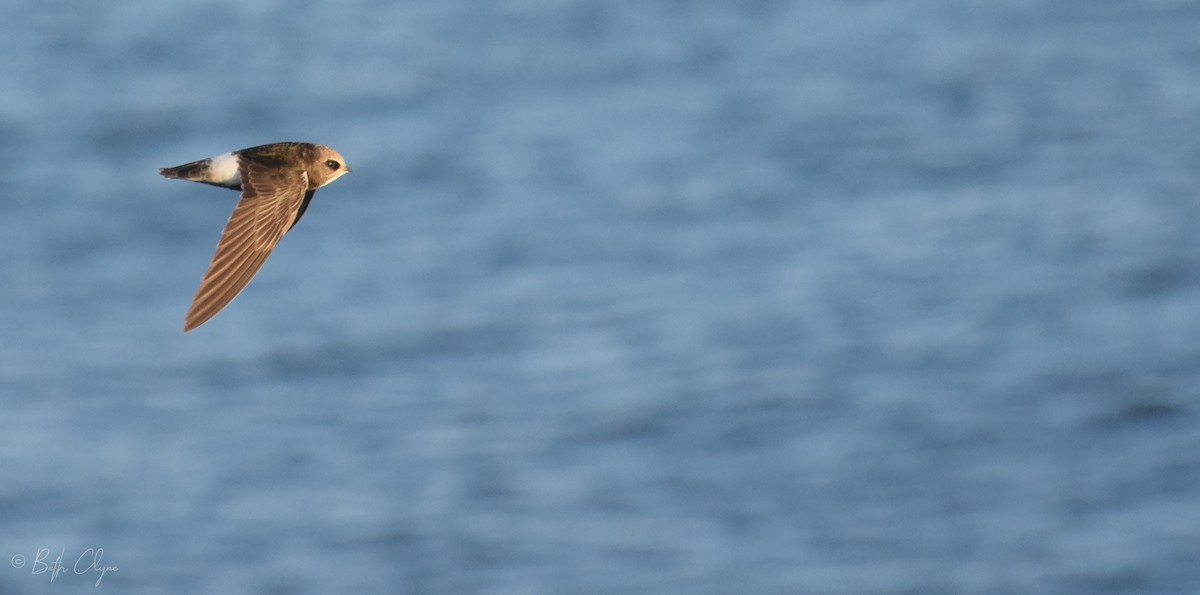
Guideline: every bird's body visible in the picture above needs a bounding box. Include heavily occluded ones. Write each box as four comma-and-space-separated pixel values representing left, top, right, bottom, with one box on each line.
160, 142, 351, 332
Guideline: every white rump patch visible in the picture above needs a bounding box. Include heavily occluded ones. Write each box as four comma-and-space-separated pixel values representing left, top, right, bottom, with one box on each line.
209, 152, 241, 186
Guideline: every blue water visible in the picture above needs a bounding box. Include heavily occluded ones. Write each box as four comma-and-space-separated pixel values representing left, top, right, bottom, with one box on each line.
2, 1, 1199, 593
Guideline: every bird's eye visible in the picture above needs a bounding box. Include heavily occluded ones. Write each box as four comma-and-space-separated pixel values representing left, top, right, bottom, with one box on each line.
325, 160, 341, 170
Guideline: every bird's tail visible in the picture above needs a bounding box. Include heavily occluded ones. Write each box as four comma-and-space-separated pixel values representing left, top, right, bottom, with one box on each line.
158, 159, 210, 181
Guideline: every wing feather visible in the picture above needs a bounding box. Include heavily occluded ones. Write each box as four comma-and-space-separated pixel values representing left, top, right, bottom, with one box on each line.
183, 158, 309, 331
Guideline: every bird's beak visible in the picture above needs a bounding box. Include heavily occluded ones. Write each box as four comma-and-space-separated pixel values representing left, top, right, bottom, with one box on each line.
345, 166, 353, 174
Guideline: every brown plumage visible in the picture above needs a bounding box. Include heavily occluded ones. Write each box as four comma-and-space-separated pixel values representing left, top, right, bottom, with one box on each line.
159, 142, 351, 332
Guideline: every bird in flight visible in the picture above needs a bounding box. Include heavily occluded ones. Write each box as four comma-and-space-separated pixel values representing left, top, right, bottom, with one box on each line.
160, 142, 351, 332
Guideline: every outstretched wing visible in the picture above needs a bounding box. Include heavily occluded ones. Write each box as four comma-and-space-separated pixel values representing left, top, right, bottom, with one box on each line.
183, 158, 309, 331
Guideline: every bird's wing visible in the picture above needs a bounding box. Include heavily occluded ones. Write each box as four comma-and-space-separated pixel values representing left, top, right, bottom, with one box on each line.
183, 158, 309, 331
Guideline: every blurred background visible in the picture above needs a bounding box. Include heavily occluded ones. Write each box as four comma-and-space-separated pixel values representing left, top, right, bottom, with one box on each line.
1, 1, 1199, 593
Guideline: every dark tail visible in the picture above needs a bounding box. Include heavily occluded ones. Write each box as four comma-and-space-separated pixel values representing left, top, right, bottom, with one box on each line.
159, 159, 209, 180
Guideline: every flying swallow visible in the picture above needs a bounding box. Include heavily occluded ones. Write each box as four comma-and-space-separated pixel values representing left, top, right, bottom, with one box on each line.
160, 142, 351, 332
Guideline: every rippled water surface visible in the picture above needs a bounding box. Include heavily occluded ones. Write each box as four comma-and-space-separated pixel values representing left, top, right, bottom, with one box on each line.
1, 2, 1199, 593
